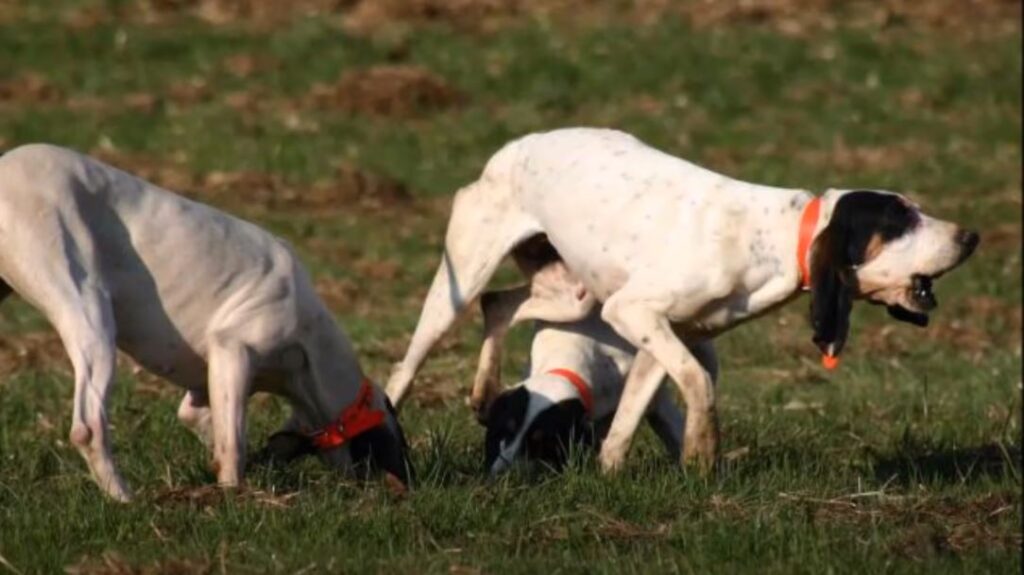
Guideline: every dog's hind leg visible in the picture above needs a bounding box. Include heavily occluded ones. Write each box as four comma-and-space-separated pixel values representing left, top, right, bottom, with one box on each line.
50, 288, 130, 501
177, 390, 213, 448
386, 180, 539, 408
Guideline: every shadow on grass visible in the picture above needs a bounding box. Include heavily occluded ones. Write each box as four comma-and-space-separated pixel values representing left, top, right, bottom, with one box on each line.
873, 442, 1022, 486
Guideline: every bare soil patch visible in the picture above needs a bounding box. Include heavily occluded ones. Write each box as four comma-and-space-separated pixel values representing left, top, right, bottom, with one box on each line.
306, 65, 464, 118
0, 72, 62, 106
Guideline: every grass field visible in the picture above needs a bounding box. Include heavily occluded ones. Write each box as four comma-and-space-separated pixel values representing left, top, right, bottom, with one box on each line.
0, 1, 1021, 573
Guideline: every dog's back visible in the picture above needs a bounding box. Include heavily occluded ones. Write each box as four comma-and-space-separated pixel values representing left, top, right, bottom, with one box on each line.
0, 144, 310, 385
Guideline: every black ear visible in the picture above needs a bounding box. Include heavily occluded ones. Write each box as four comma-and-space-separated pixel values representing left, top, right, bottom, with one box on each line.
810, 191, 923, 356
484, 387, 530, 470
523, 399, 592, 471
887, 304, 929, 327
809, 219, 855, 358
349, 397, 414, 488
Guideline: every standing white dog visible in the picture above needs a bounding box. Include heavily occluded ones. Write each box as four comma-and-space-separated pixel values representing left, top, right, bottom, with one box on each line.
0, 144, 410, 501
386, 127, 978, 473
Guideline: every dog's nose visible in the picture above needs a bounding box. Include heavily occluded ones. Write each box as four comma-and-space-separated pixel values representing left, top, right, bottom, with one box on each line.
955, 229, 980, 260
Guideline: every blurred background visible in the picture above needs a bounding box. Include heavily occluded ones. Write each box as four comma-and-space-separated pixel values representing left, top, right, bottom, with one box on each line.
0, 1, 1020, 572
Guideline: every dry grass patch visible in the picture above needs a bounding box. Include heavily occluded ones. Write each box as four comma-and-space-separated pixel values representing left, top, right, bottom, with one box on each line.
306, 65, 464, 118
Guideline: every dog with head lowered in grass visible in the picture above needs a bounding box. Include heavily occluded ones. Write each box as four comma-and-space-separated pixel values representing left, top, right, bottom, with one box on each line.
0, 144, 411, 501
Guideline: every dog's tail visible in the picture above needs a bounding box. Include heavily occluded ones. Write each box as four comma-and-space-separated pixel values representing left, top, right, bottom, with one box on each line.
385, 146, 540, 407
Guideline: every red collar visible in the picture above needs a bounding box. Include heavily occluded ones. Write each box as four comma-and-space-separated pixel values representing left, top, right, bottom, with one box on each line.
796, 197, 840, 370
309, 379, 386, 450
547, 368, 594, 417
797, 197, 822, 291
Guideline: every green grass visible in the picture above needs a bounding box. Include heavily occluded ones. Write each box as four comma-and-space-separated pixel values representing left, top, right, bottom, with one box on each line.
0, 2, 1020, 573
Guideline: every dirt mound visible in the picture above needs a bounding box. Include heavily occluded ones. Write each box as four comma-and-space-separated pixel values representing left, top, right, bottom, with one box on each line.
307, 65, 463, 117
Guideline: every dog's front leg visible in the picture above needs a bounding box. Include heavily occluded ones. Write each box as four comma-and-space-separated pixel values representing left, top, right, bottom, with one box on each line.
645, 384, 684, 458
602, 299, 719, 474
206, 336, 253, 487
598, 350, 667, 472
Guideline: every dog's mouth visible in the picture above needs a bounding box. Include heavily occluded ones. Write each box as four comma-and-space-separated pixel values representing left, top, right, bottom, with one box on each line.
885, 274, 936, 327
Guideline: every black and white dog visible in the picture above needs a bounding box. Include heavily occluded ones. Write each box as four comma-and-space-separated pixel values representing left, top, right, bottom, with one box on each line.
476, 290, 715, 474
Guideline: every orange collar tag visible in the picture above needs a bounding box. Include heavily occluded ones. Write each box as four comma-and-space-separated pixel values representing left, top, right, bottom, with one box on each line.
797, 197, 822, 291
547, 368, 594, 417
309, 378, 386, 450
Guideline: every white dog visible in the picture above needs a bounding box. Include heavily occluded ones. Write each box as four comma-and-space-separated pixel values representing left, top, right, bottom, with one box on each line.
0, 144, 410, 501
477, 285, 716, 475
386, 127, 978, 473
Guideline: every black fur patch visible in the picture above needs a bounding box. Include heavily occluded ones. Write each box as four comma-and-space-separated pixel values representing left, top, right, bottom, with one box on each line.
254, 430, 317, 466
484, 387, 592, 472
484, 387, 530, 469
810, 191, 920, 356
349, 397, 414, 487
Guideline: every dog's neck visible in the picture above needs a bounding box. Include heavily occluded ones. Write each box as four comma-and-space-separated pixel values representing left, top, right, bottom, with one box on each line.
290, 308, 370, 431
695, 185, 839, 333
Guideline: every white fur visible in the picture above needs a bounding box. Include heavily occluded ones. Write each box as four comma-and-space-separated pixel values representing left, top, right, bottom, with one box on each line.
0, 144, 393, 501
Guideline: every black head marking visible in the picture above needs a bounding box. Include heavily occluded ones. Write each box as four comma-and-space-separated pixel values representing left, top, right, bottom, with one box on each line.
349, 396, 414, 488
521, 399, 590, 470
484, 387, 592, 472
484, 387, 530, 470
810, 191, 921, 355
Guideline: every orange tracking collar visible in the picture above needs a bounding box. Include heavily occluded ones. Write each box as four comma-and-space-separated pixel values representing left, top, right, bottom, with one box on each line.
795, 197, 839, 371
309, 379, 386, 450
797, 197, 821, 291
547, 368, 594, 417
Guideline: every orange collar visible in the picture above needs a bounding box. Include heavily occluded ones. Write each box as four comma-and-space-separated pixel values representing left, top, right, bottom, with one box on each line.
547, 368, 594, 417
796, 197, 822, 291
795, 197, 839, 370
309, 378, 386, 450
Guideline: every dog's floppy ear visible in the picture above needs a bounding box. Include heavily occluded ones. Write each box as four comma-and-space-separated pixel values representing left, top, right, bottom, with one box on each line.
809, 208, 855, 358
484, 387, 530, 470
349, 397, 414, 488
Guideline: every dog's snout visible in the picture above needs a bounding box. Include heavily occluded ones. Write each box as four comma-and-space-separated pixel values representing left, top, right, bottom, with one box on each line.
955, 229, 980, 260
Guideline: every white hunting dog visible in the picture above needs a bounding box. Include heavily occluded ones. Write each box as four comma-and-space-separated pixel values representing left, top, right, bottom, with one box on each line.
0, 144, 410, 501
387, 127, 978, 473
